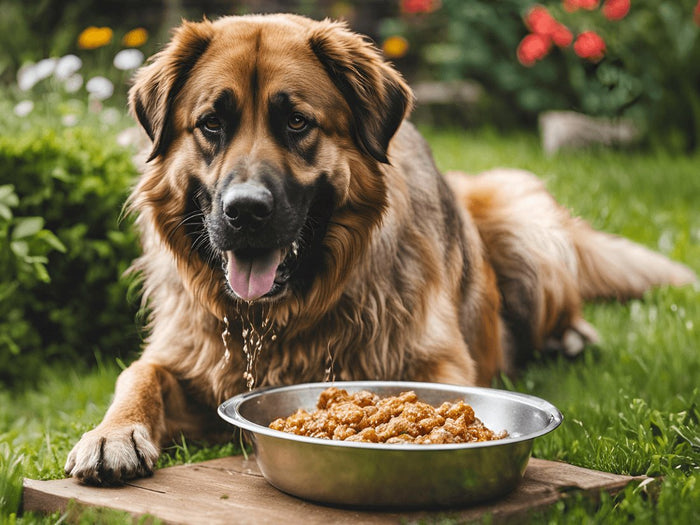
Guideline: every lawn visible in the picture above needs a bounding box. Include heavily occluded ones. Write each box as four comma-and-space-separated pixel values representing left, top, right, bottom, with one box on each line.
2, 129, 699, 523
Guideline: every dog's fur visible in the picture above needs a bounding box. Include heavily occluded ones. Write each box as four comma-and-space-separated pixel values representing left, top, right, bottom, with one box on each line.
65, 14, 696, 485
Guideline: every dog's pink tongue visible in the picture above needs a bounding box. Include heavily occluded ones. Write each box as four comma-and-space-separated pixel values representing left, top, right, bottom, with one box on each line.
226, 250, 281, 301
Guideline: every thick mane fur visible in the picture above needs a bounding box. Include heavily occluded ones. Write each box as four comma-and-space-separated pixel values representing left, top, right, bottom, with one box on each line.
65, 14, 695, 487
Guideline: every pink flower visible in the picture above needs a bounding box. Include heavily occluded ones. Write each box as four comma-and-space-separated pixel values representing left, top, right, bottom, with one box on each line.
517, 33, 552, 66
574, 31, 606, 61
602, 0, 630, 21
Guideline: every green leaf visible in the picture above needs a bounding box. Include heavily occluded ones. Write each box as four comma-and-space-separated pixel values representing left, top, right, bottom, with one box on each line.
0, 204, 12, 221
32, 262, 51, 283
24, 255, 48, 265
0, 187, 18, 219
37, 230, 67, 253
0, 333, 21, 355
12, 217, 44, 240
50, 166, 73, 183
0, 281, 19, 302
0, 185, 18, 205
10, 240, 28, 258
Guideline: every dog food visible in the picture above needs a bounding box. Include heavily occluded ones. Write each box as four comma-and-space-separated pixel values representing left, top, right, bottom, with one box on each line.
269, 387, 507, 444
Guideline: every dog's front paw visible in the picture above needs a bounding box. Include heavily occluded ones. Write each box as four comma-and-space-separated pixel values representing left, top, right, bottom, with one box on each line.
545, 318, 600, 358
64, 423, 159, 485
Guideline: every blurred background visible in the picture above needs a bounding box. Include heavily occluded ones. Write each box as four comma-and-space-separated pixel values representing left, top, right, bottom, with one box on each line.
3, 0, 699, 147
1, 0, 699, 386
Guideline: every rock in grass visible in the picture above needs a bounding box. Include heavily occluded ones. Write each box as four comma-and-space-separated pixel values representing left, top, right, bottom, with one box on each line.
539, 110, 639, 154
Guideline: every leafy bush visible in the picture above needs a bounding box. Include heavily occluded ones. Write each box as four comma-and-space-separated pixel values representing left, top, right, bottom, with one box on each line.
514, 0, 700, 151
566, 0, 700, 151
0, 125, 141, 385
0, 184, 65, 367
381, 1, 700, 150
404, 0, 569, 124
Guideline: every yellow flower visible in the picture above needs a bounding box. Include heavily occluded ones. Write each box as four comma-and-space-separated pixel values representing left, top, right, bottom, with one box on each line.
122, 28, 148, 48
382, 36, 409, 59
78, 26, 113, 50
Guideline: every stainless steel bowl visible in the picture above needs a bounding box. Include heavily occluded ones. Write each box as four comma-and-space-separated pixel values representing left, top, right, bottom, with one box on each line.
218, 381, 562, 508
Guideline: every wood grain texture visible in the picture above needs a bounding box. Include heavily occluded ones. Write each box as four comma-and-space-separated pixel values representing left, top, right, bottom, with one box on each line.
23, 456, 646, 524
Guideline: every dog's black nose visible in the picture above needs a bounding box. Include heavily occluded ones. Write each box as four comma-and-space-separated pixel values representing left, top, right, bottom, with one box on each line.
222, 183, 273, 231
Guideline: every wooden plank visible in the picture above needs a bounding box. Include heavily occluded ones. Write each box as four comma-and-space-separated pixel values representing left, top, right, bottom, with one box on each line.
23, 456, 646, 524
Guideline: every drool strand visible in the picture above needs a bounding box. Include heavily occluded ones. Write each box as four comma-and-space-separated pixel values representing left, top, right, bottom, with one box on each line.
324, 340, 336, 383
239, 302, 277, 391
220, 315, 232, 368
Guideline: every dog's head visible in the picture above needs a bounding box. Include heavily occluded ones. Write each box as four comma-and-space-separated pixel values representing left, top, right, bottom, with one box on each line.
128, 14, 412, 317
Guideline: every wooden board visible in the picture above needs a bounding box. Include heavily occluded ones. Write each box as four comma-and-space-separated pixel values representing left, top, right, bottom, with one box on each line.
23, 456, 646, 524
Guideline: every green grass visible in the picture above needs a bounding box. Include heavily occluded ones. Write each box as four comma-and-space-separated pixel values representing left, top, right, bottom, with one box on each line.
2, 129, 699, 523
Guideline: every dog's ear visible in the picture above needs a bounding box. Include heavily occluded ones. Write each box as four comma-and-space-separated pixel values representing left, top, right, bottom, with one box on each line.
129, 20, 215, 161
309, 20, 414, 164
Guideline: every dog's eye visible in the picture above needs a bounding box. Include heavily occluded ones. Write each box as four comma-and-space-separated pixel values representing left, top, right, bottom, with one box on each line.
287, 113, 308, 132
202, 116, 223, 134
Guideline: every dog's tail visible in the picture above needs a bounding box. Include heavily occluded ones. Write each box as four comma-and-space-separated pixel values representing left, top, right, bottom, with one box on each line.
572, 221, 696, 301
449, 167, 696, 302
448, 167, 696, 362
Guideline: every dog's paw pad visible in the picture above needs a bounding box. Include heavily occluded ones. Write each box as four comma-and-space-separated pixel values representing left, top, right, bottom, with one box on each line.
65, 424, 159, 485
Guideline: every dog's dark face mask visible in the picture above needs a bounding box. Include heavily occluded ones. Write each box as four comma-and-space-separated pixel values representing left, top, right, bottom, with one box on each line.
203, 158, 336, 302
128, 15, 412, 305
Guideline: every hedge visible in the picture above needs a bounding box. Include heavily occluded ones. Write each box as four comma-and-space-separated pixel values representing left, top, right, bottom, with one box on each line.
0, 126, 141, 385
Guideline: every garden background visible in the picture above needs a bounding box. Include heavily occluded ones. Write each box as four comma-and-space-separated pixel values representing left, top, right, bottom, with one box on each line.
1, 0, 699, 523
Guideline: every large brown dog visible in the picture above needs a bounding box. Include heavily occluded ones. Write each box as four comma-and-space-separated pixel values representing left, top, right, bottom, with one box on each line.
65, 14, 695, 485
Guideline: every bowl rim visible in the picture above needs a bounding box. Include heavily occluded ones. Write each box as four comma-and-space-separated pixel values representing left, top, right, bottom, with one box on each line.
218, 380, 563, 451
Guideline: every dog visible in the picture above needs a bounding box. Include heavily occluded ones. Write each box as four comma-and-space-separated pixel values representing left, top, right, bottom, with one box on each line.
65, 13, 696, 485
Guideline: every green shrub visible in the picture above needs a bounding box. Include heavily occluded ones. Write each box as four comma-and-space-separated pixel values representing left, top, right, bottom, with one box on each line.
0, 184, 65, 370
0, 125, 141, 386
511, 0, 700, 151
410, 0, 565, 124
383, 1, 700, 150
561, 0, 700, 151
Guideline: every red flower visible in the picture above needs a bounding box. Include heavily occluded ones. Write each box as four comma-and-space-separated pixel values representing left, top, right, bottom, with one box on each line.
563, 0, 600, 12
694, 0, 700, 27
525, 5, 558, 35
401, 0, 440, 14
574, 31, 606, 61
551, 23, 573, 47
602, 0, 630, 20
517, 33, 552, 66
525, 5, 572, 48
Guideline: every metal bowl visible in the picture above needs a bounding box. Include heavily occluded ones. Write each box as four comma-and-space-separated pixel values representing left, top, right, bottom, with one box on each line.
218, 381, 562, 508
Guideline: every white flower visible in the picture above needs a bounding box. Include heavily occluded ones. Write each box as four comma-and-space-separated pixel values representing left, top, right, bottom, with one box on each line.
117, 127, 147, 148
86, 76, 114, 100
54, 55, 82, 80
13, 100, 34, 117
62, 114, 79, 127
17, 64, 40, 91
34, 58, 57, 81
100, 107, 121, 125
63, 74, 83, 93
17, 58, 58, 91
117, 128, 135, 147
113, 49, 144, 70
